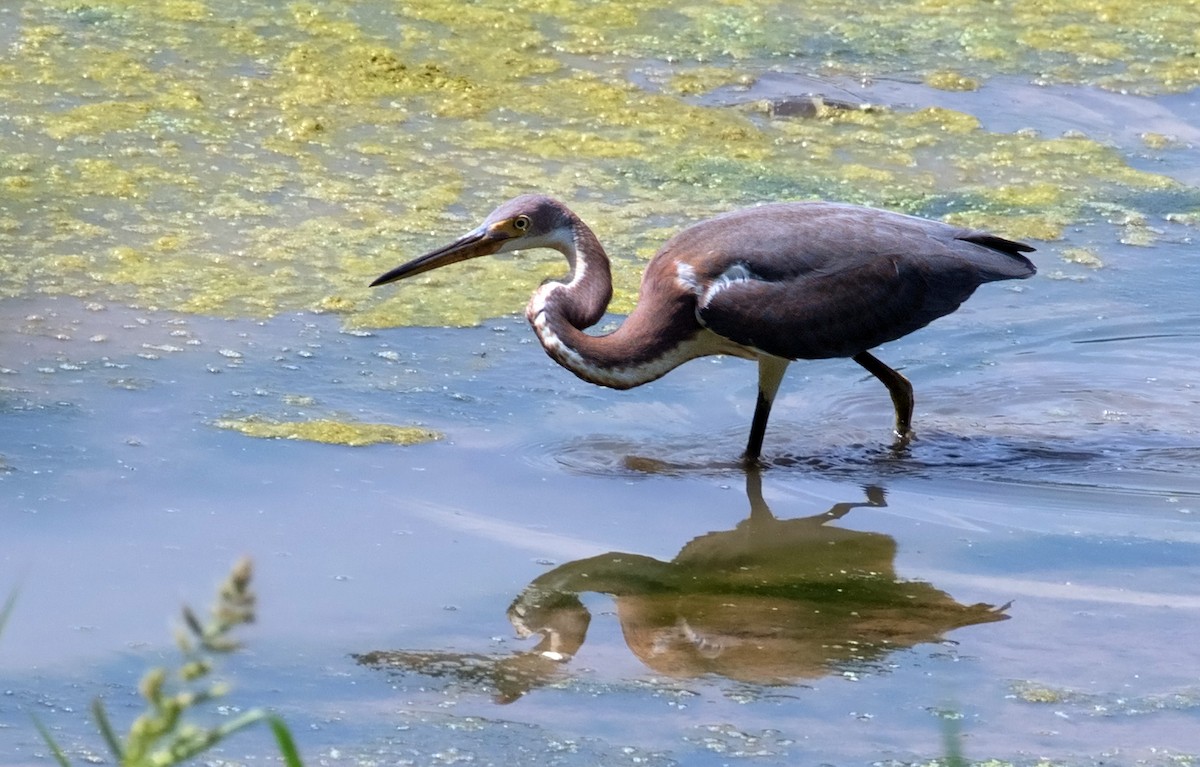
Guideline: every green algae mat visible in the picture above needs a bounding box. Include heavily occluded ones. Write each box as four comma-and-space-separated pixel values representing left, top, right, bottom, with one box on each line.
2, 0, 1198, 327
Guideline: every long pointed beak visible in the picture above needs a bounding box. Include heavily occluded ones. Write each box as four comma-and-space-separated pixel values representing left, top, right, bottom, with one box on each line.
369, 226, 510, 287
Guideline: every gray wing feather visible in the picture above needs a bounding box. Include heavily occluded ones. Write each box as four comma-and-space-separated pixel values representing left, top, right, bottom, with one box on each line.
678, 203, 1034, 360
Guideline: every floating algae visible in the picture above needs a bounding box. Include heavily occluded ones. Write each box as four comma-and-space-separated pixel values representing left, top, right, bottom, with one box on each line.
1, 0, 1197, 328
1011, 679, 1200, 717
214, 416, 442, 447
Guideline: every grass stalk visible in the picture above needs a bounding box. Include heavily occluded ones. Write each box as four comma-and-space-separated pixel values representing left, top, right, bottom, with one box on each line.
16, 560, 305, 767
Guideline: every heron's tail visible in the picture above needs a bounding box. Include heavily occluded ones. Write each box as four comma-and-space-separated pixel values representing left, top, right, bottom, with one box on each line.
957, 232, 1037, 280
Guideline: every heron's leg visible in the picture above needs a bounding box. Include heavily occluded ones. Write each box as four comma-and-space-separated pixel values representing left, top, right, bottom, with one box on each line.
852, 351, 914, 438
744, 357, 789, 462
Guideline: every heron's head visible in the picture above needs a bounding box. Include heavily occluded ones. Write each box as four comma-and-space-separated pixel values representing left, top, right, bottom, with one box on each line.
370, 195, 576, 287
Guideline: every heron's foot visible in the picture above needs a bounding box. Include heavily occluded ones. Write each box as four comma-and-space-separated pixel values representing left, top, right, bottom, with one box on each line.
739, 451, 767, 469
890, 427, 914, 454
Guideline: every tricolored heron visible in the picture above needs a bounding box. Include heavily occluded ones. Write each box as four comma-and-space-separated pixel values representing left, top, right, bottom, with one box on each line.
370, 195, 1035, 460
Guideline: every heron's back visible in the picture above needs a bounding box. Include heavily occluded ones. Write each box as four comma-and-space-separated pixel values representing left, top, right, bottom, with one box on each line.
667, 202, 1036, 360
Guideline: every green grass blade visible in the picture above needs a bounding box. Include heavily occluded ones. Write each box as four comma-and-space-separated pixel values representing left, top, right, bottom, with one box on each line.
940, 710, 966, 767
163, 710, 265, 764
32, 715, 71, 767
90, 698, 124, 762
0, 587, 18, 639
212, 709, 267, 738
268, 716, 305, 767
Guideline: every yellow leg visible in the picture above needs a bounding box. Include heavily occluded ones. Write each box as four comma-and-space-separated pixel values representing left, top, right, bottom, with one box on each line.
743, 357, 789, 462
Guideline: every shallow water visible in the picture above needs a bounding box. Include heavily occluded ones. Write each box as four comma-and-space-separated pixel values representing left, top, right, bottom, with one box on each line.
3, 242, 1199, 765
3, 2, 1200, 767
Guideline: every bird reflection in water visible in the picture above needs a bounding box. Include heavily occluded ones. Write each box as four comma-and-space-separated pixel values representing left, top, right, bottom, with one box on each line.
355, 471, 1008, 702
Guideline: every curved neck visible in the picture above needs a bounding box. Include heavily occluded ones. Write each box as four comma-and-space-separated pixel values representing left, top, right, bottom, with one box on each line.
544, 215, 613, 332
525, 216, 713, 390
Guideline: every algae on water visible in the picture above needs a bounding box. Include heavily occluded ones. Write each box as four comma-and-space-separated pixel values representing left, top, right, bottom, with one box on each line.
1, 0, 1197, 327
214, 416, 442, 447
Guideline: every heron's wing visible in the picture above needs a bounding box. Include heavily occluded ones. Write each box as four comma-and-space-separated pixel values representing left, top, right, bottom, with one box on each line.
682, 204, 1033, 360
696, 257, 947, 359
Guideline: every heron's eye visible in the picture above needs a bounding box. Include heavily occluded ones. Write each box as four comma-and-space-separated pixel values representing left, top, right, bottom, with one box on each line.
513, 216, 530, 232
